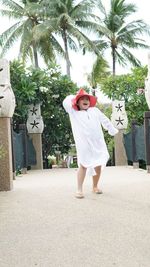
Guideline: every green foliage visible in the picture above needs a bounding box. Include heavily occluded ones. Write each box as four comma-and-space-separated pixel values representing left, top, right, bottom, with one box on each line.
16, 168, 22, 176
0, 0, 57, 66
10, 60, 37, 127
70, 162, 78, 168
11, 60, 77, 155
42, 75, 78, 156
10, 60, 62, 128
87, 56, 110, 88
100, 66, 148, 128
47, 155, 56, 166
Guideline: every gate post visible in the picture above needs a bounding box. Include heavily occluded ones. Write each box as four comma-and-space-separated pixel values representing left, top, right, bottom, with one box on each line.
26, 103, 44, 170
0, 59, 16, 191
144, 111, 150, 173
111, 100, 128, 165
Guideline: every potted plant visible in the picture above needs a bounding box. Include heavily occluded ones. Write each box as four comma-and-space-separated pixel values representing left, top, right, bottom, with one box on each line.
47, 155, 56, 168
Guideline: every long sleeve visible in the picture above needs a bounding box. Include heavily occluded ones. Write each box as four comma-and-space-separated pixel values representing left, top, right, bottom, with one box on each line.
63, 95, 75, 114
98, 109, 118, 136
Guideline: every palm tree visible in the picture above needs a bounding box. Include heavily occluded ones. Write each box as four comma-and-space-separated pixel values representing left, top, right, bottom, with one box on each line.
0, 0, 65, 67
32, 0, 102, 77
87, 56, 110, 91
93, 0, 150, 75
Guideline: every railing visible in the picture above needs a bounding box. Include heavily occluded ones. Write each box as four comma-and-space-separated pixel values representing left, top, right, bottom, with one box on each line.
123, 115, 150, 173
11, 124, 37, 177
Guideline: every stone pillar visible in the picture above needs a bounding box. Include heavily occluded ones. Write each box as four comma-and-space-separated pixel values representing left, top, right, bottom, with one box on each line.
111, 100, 128, 166
26, 103, 44, 170
0, 59, 16, 191
29, 133, 43, 169
114, 130, 128, 166
0, 118, 13, 190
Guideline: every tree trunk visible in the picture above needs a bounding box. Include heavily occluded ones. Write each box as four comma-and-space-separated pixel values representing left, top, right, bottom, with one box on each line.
112, 47, 116, 76
32, 43, 39, 68
62, 30, 71, 78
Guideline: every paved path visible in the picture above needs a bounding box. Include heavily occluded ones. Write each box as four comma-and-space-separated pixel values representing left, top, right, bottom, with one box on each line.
0, 166, 150, 267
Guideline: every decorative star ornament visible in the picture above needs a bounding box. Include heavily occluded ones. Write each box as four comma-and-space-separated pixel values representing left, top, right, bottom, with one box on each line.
30, 120, 39, 129
115, 117, 124, 125
30, 106, 38, 115
115, 103, 123, 112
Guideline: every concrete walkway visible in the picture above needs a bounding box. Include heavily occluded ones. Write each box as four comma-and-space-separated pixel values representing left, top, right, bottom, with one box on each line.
0, 166, 150, 267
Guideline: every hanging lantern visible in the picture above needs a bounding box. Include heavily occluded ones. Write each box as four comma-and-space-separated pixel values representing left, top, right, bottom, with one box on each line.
111, 100, 128, 129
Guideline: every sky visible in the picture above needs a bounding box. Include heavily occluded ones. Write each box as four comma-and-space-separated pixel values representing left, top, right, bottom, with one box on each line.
0, 0, 150, 103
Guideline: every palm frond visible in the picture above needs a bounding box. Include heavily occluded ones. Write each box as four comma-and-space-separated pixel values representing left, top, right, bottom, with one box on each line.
118, 20, 150, 37
97, 24, 114, 39
56, 13, 73, 29
0, 8, 23, 18
50, 34, 65, 57
67, 36, 78, 51
111, 0, 137, 19
19, 46, 34, 65
94, 0, 107, 16
70, 0, 94, 18
19, 20, 34, 61
87, 55, 110, 88
93, 40, 109, 51
75, 20, 102, 34
0, 21, 22, 44
32, 22, 55, 41
114, 49, 126, 66
0, 22, 24, 55
0, 0, 23, 12
131, 39, 150, 49
37, 38, 55, 65
66, 24, 100, 55
121, 46, 141, 67
1, 30, 23, 56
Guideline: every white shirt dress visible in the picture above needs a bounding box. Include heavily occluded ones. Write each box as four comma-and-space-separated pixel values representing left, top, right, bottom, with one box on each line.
63, 95, 118, 175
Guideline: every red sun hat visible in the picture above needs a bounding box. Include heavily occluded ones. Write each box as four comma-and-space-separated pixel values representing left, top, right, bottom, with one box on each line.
72, 88, 97, 110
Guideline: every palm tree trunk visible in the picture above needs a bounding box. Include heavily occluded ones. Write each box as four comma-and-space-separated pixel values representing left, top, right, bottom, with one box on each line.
32, 43, 39, 68
62, 30, 71, 78
112, 47, 116, 76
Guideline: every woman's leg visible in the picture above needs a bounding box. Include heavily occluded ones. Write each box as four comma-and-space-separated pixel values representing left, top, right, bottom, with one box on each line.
77, 164, 87, 194
92, 166, 102, 193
